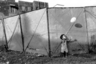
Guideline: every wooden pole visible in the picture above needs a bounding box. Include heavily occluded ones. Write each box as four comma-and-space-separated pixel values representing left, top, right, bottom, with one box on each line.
84, 7, 90, 53
46, 8, 51, 57
19, 14, 25, 52
18, 1, 25, 52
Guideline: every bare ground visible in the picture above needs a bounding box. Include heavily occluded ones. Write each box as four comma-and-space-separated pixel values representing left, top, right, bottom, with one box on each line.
0, 50, 96, 64
0, 45, 96, 64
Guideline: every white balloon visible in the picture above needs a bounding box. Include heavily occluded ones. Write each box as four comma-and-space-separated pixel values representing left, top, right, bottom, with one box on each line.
15, 0, 19, 2
70, 17, 76, 23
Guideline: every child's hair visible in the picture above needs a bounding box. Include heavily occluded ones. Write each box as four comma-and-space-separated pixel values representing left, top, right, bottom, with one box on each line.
60, 34, 67, 40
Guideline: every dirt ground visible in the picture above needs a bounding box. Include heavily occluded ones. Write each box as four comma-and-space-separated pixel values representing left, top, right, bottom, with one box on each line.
0, 45, 96, 64
0, 50, 96, 64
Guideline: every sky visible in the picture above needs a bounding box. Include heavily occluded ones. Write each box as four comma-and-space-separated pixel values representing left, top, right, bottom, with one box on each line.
15, 0, 96, 7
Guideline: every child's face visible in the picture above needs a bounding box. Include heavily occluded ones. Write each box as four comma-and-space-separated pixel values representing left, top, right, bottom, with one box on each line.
62, 35, 66, 40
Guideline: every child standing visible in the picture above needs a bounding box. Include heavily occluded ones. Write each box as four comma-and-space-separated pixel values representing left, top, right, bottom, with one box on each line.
60, 34, 69, 57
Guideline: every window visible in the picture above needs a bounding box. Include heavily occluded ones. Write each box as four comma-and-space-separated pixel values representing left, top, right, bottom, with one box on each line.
27, 7, 31, 11
22, 6, 26, 11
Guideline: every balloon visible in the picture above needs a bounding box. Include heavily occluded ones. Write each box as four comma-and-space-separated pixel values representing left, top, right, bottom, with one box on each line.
70, 17, 76, 23
15, 0, 19, 2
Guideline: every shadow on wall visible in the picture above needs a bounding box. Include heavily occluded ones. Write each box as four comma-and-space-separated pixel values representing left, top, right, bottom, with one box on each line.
22, 13, 48, 49
8, 13, 49, 55
8, 33, 22, 51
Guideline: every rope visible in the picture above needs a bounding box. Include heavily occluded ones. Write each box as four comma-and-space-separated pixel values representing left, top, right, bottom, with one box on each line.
7, 17, 19, 43
55, 9, 70, 28
65, 9, 82, 35
51, 9, 83, 55
50, 8, 70, 37
6, 25, 12, 33
86, 10, 96, 24
25, 9, 46, 51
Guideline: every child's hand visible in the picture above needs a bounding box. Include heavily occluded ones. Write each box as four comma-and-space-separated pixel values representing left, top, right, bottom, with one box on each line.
68, 39, 77, 42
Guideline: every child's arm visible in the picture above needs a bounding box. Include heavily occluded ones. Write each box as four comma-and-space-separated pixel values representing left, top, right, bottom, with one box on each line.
66, 38, 77, 43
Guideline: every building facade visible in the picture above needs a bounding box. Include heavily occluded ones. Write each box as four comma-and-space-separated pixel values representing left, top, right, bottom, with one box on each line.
0, 0, 48, 17
33, 1, 48, 10
0, 0, 15, 2
0, 1, 17, 16
18, 1, 33, 13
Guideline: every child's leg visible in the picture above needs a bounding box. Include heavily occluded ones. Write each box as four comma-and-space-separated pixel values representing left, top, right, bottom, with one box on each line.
63, 51, 66, 57
66, 52, 68, 57
65, 47, 68, 57
66, 51, 69, 57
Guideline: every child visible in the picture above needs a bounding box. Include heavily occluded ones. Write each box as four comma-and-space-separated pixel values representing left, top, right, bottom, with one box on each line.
60, 34, 69, 57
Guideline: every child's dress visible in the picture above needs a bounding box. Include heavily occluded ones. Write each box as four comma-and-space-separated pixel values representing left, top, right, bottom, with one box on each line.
61, 40, 68, 53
